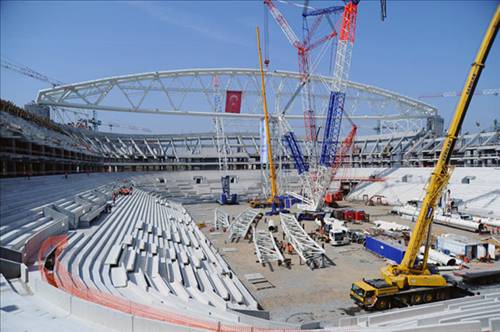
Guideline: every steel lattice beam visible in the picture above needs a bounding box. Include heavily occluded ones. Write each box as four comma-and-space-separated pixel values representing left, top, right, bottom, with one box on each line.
36, 68, 437, 123
227, 208, 260, 242
253, 227, 284, 264
214, 208, 230, 230
279, 213, 326, 269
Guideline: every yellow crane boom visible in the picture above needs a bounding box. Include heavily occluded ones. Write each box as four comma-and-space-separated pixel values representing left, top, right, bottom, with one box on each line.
384, 4, 499, 287
351, 4, 499, 310
256, 26, 278, 201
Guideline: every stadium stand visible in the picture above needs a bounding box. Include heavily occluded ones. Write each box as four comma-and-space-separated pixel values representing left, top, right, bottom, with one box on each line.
2, 99, 498, 177
338, 291, 500, 331
1, 100, 102, 176
1, 99, 499, 331
29, 187, 312, 331
133, 171, 264, 204
56, 189, 259, 309
0, 173, 133, 278
346, 167, 500, 218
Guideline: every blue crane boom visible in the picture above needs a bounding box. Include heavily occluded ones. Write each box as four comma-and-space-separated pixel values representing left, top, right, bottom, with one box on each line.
319, 91, 345, 167
303, 5, 344, 17
283, 131, 308, 174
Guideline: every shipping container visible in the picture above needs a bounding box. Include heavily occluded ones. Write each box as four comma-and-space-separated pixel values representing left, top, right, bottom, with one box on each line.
325, 191, 343, 205
354, 211, 366, 221
343, 210, 356, 221
436, 234, 496, 260
330, 208, 346, 220
364, 236, 406, 264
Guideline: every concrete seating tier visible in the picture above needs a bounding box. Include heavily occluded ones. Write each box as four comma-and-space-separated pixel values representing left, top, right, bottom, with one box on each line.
132, 171, 268, 204
0, 178, 119, 263
51, 188, 295, 329
338, 291, 500, 332
346, 167, 500, 218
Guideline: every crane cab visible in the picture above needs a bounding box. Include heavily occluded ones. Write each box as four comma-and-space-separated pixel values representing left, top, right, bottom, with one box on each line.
350, 279, 398, 310
328, 226, 350, 246
351, 277, 467, 310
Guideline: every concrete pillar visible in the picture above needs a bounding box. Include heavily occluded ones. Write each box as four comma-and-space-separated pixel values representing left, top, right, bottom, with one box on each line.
1, 161, 6, 176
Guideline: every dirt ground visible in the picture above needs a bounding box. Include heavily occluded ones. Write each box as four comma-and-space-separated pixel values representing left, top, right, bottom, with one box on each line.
185, 200, 498, 326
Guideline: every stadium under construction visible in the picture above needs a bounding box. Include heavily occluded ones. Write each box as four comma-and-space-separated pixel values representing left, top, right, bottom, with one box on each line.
1, 1, 499, 332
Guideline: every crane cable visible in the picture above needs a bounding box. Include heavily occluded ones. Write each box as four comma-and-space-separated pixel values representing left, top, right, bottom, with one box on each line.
263, 3, 270, 68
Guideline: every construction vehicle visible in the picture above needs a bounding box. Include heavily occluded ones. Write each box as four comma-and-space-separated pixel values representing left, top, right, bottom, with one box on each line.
217, 175, 238, 205
325, 191, 343, 206
249, 196, 280, 209
249, 27, 280, 212
324, 217, 350, 246
350, 5, 499, 310
348, 229, 366, 244
297, 211, 325, 222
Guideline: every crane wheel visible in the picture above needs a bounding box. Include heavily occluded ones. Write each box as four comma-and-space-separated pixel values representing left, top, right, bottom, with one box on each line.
398, 296, 409, 307
413, 294, 422, 304
424, 293, 433, 303
375, 299, 388, 310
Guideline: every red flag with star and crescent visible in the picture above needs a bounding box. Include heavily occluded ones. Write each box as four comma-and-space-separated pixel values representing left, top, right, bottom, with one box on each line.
225, 91, 242, 114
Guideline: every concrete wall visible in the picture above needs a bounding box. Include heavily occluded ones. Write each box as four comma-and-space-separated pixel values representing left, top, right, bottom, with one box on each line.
23, 208, 69, 264
71, 296, 134, 332
133, 317, 205, 332
392, 321, 481, 332
34, 279, 71, 312
33, 279, 224, 332
0, 258, 20, 279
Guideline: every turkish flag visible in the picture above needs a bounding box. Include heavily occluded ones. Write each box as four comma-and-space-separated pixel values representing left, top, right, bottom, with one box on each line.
225, 90, 242, 113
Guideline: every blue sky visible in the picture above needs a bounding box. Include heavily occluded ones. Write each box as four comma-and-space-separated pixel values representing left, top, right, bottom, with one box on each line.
1, 0, 499, 135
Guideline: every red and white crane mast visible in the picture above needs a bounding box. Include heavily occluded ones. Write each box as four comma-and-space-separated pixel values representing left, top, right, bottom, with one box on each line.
264, 0, 341, 151
310, 0, 360, 211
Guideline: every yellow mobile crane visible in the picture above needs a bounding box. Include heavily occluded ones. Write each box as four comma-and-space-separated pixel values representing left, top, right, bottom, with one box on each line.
351, 5, 499, 310
249, 26, 280, 209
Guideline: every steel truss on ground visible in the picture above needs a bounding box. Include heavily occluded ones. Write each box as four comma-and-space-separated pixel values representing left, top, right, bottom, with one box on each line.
252, 226, 284, 264
279, 213, 327, 269
214, 208, 230, 230
227, 208, 260, 242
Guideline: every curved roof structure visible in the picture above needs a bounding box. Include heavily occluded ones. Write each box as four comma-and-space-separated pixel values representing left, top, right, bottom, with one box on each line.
36, 68, 437, 125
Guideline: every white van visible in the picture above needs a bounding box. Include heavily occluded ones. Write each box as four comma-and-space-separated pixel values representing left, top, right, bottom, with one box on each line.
324, 217, 350, 246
